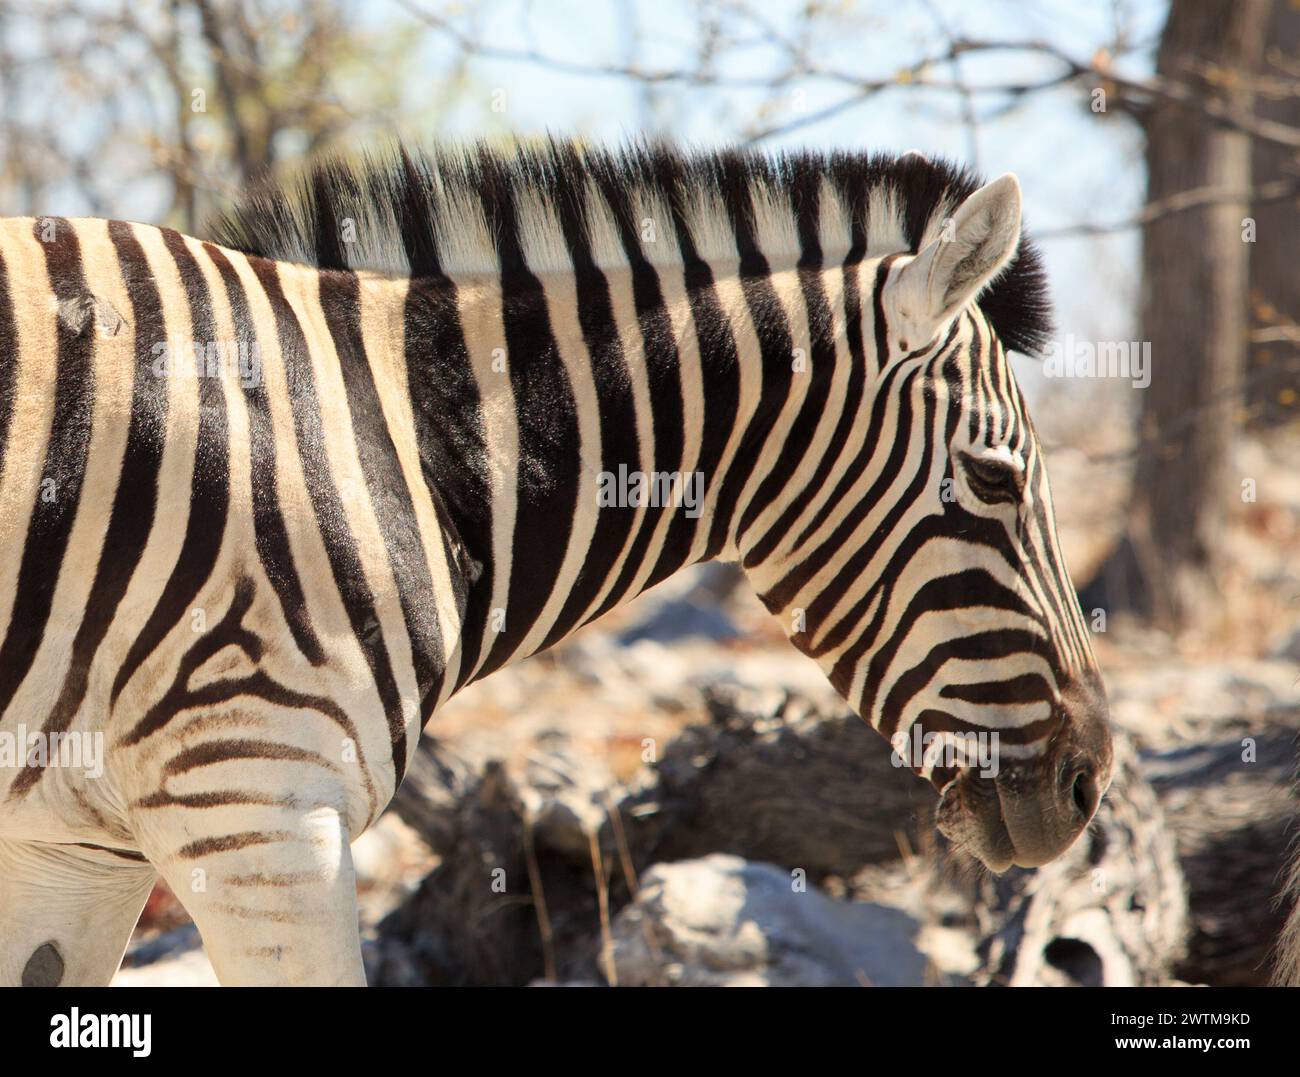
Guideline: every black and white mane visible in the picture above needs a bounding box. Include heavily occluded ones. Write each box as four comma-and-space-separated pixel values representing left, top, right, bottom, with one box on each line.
206, 139, 1053, 355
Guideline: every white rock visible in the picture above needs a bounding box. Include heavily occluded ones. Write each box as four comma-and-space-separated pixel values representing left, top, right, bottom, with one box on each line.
610, 853, 928, 987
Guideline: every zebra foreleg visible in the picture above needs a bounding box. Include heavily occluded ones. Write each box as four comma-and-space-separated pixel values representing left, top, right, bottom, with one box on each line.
137, 803, 366, 986
0, 839, 156, 986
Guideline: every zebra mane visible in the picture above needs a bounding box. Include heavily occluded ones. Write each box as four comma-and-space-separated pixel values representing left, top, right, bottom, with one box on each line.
205, 139, 1054, 355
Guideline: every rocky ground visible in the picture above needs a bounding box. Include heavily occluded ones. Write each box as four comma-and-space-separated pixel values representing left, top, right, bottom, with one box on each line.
113, 423, 1300, 987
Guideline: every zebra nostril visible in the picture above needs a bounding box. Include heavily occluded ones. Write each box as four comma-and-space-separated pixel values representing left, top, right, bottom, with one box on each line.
1069, 767, 1098, 821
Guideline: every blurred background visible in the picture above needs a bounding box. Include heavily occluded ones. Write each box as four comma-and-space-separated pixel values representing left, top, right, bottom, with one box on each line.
10, 0, 1294, 986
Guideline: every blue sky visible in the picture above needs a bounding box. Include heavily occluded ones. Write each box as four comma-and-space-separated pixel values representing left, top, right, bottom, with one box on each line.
11, 0, 1170, 373
387, 0, 1168, 351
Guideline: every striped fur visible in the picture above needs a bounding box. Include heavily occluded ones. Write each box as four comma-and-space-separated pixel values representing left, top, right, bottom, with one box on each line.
1276, 825, 1300, 984
0, 140, 1110, 986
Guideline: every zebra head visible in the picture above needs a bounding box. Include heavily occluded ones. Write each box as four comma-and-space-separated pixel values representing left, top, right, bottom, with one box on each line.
743, 171, 1112, 872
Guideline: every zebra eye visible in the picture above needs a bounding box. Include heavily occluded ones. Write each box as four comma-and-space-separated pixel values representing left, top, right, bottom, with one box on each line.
960, 453, 1023, 505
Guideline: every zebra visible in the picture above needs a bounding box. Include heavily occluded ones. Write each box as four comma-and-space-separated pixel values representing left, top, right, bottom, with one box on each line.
0, 140, 1112, 986
1278, 842, 1300, 985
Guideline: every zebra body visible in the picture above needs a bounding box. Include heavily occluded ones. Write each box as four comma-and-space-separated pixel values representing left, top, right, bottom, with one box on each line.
0, 142, 1111, 986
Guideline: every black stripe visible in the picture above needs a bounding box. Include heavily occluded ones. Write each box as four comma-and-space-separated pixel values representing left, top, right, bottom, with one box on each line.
120, 555, 381, 819
404, 272, 487, 694
941, 673, 1053, 706
805, 366, 937, 639
840, 560, 1043, 712
538, 150, 641, 649
317, 267, 447, 721
878, 628, 1055, 740
474, 151, 580, 677
696, 153, 795, 560
177, 831, 295, 859
738, 170, 835, 555
809, 341, 962, 644
384, 179, 488, 694
578, 156, 694, 621
871, 255, 903, 369
743, 181, 870, 568
164, 738, 338, 775
712, 152, 800, 554
906, 707, 1062, 750
110, 227, 231, 706
248, 256, 411, 779
395, 151, 493, 696
967, 313, 985, 445
134, 789, 292, 809
7, 220, 96, 798
0, 245, 18, 480
70, 843, 150, 863
648, 152, 739, 566
763, 362, 912, 613
396, 148, 443, 279
310, 169, 347, 271
41, 223, 172, 755
193, 242, 326, 671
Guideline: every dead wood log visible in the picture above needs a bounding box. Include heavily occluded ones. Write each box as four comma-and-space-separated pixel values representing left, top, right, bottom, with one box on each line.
1143, 724, 1300, 986
369, 759, 611, 986
372, 685, 934, 985
385, 735, 476, 856
377, 690, 1293, 986
619, 683, 936, 877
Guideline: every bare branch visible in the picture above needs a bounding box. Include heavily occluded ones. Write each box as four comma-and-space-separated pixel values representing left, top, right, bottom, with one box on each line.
1037, 176, 1300, 240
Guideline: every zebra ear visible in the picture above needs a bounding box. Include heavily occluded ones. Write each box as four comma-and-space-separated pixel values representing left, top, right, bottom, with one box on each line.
898, 173, 1022, 332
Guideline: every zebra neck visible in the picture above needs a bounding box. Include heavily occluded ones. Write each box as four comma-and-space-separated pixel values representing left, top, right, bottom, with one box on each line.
398, 251, 846, 696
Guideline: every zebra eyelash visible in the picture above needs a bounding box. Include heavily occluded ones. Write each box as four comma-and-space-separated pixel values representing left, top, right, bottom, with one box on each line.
958, 452, 1024, 506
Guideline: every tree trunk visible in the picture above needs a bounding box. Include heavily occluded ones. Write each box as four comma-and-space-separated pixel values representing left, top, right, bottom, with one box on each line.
1246, 0, 1300, 429
1087, 0, 1271, 626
